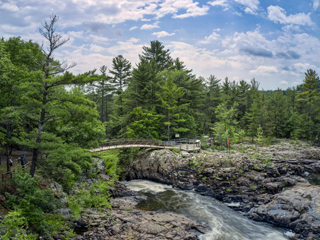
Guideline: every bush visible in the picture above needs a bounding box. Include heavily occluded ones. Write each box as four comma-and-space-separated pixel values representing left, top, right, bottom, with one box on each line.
94, 149, 120, 180
1, 170, 73, 240
200, 136, 208, 150
68, 181, 112, 220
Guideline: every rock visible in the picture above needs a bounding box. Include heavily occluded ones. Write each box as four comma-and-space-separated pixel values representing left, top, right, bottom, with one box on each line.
248, 183, 320, 238
75, 207, 207, 240
109, 181, 137, 198
110, 196, 146, 210
56, 208, 73, 217
123, 141, 320, 239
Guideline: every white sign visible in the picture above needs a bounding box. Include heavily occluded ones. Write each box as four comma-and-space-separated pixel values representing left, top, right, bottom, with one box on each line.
175, 134, 180, 138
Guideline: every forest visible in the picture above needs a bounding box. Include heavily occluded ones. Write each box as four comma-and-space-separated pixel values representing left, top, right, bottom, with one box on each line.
1, 15, 320, 181
0, 15, 320, 239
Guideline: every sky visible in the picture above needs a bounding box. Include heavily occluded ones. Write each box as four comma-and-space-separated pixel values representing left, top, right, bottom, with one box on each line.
1, 0, 320, 90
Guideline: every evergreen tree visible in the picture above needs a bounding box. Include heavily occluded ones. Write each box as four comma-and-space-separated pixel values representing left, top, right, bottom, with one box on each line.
246, 102, 260, 142
297, 69, 320, 140
139, 40, 173, 71
126, 107, 162, 139
267, 89, 287, 138
203, 75, 221, 133
157, 71, 189, 140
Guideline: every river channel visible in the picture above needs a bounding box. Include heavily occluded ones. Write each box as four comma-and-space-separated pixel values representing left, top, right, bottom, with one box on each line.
125, 180, 294, 240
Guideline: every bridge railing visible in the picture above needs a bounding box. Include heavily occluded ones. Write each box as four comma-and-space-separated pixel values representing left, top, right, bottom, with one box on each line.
98, 138, 201, 150
99, 138, 165, 148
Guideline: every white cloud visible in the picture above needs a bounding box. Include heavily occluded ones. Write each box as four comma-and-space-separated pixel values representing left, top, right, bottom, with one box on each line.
199, 31, 221, 44
155, 0, 210, 19
209, 0, 259, 14
267, 5, 313, 26
90, 44, 107, 53
250, 65, 278, 75
141, 21, 160, 30
152, 31, 175, 37
173, 2, 210, 19
281, 80, 288, 85
208, 0, 228, 8
129, 26, 138, 31
0, 1, 19, 11
313, 0, 320, 10
234, 0, 260, 15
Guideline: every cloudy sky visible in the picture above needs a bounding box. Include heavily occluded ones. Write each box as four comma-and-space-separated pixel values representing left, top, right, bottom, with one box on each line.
1, 0, 320, 89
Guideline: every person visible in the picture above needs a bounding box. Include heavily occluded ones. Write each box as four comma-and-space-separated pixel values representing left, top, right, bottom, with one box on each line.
9, 156, 13, 170
17, 157, 21, 164
21, 154, 26, 168
227, 140, 230, 153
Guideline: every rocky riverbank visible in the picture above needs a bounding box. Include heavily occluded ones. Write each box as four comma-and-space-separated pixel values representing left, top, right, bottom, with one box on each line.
68, 158, 208, 240
126, 140, 320, 240
73, 195, 207, 240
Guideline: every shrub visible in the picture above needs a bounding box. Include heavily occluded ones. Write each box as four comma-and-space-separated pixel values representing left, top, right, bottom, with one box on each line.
1, 170, 73, 240
68, 181, 112, 220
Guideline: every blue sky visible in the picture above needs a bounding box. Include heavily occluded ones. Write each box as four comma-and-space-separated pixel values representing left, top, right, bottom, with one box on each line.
1, 0, 320, 89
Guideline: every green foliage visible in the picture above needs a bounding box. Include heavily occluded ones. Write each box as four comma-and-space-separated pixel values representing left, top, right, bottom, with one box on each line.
95, 149, 121, 180
68, 181, 112, 219
250, 185, 257, 190
1, 170, 73, 239
118, 148, 140, 172
157, 70, 190, 140
256, 125, 264, 146
200, 135, 208, 150
126, 107, 162, 139
0, 210, 38, 240
171, 147, 181, 153
211, 102, 244, 145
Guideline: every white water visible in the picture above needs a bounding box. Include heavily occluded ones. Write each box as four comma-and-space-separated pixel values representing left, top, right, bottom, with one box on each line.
125, 180, 290, 240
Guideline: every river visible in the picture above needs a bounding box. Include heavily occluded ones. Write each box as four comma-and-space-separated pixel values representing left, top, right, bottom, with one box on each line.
125, 180, 294, 240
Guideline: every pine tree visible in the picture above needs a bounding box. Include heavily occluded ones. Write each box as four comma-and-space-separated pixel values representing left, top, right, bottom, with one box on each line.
157, 71, 189, 140
246, 102, 260, 142
297, 69, 320, 140
139, 40, 173, 71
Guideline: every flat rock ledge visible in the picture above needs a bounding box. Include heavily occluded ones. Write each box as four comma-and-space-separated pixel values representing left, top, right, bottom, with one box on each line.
72, 196, 208, 240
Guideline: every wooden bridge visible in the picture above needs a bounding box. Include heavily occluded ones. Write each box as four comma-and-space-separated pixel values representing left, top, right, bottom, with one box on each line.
90, 138, 201, 153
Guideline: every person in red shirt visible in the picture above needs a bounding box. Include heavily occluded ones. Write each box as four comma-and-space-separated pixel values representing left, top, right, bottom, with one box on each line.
227, 140, 230, 153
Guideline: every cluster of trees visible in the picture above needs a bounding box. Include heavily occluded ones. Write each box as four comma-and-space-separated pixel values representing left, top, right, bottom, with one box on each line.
0, 16, 105, 187
1, 15, 320, 186
90, 43, 320, 146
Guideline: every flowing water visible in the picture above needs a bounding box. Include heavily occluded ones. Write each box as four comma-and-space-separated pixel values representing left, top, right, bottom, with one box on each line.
125, 180, 293, 240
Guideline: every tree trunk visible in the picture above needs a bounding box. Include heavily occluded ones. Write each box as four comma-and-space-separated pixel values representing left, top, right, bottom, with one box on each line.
101, 84, 104, 122
31, 88, 47, 177
6, 124, 11, 172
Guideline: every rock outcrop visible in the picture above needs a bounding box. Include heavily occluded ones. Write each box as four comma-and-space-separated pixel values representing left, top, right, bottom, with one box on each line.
125, 140, 320, 239
73, 196, 207, 240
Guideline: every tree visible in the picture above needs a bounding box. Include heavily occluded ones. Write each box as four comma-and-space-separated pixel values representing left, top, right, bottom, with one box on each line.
267, 89, 287, 138
109, 55, 132, 93
139, 40, 173, 71
0, 38, 38, 171
126, 107, 162, 139
88, 65, 114, 127
203, 75, 221, 133
211, 102, 240, 146
297, 69, 320, 140
18, 15, 93, 177
157, 70, 189, 140
246, 102, 260, 142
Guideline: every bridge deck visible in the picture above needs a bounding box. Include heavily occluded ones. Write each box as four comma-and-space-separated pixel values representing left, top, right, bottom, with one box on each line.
90, 144, 200, 152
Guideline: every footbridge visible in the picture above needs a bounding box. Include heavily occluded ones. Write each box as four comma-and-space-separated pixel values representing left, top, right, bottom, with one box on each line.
90, 138, 201, 153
